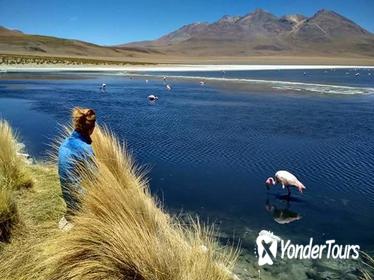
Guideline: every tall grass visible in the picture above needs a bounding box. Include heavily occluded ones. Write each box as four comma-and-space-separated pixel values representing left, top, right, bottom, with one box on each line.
0, 120, 33, 190
41, 125, 238, 280
0, 119, 32, 243
0, 184, 18, 242
360, 251, 374, 280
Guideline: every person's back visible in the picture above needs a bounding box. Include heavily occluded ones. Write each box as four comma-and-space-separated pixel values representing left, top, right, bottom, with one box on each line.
58, 130, 94, 210
58, 107, 96, 227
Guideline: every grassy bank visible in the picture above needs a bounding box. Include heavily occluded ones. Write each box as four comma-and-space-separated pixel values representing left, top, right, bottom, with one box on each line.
0, 121, 238, 280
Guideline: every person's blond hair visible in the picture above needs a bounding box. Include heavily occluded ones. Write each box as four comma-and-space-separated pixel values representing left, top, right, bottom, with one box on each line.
72, 107, 96, 135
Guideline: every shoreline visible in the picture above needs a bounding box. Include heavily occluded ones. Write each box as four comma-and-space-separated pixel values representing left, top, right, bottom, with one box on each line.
1, 65, 373, 95
126, 73, 374, 95
1, 64, 374, 72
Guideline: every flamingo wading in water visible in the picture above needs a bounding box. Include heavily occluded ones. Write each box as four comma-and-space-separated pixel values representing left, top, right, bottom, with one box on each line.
147, 95, 158, 101
265, 170, 306, 196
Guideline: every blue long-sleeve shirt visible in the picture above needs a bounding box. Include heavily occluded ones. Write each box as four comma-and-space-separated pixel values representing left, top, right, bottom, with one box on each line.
58, 130, 94, 213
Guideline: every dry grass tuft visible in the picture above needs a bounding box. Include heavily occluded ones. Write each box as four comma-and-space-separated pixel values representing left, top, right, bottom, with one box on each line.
0, 164, 64, 280
360, 251, 374, 280
0, 123, 238, 280
0, 120, 33, 190
0, 119, 32, 244
41, 125, 238, 280
0, 184, 18, 242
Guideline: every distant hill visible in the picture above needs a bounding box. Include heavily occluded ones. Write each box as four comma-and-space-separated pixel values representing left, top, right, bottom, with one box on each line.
0, 26, 159, 61
121, 9, 374, 57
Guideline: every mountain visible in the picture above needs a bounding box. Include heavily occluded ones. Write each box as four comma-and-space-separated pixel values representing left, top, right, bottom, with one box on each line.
121, 9, 374, 57
289, 10, 370, 41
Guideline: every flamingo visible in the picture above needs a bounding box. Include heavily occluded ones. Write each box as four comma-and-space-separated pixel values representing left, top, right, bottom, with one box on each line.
147, 95, 158, 101
265, 170, 306, 196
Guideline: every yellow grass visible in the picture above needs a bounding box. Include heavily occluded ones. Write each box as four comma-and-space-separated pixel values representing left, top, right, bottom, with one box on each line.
0, 120, 33, 190
0, 119, 32, 243
0, 164, 64, 279
0, 124, 239, 280
0, 184, 18, 242
360, 251, 374, 280
42, 125, 239, 280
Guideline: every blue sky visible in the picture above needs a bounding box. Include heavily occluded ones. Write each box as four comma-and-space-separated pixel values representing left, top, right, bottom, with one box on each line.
0, 0, 373, 45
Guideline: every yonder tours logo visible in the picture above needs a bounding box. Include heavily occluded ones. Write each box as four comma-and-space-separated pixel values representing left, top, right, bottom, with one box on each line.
255, 230, 360, 266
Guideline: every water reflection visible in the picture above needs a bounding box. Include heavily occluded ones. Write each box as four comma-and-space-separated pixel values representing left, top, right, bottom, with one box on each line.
265, 198, 302, 224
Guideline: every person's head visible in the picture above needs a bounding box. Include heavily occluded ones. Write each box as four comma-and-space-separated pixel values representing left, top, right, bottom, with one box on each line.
72, 107, 96, 136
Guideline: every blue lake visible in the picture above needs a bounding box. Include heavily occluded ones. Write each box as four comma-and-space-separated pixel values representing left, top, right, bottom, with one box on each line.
0, 69, 373, 276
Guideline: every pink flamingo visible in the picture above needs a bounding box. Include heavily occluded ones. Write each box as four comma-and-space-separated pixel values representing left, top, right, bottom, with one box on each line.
265, 170, 306, 196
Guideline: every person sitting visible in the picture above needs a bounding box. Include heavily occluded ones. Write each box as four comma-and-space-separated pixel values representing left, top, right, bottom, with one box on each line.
58, 107, 96, 230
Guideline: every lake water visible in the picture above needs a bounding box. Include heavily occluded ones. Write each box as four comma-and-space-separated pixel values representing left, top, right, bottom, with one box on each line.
0, 69, 373, 279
